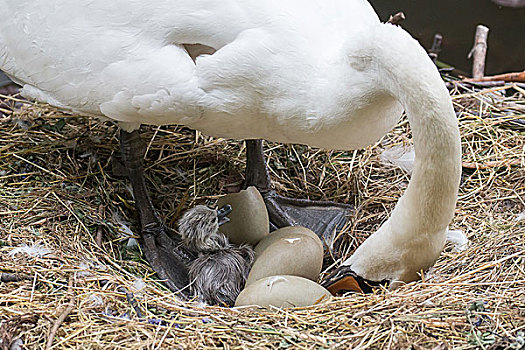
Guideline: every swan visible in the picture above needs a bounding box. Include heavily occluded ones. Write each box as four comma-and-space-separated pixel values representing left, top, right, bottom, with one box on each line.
0, 0, 461, 294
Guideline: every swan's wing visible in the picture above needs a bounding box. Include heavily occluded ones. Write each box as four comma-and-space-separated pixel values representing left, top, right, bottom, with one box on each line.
0, 0, 212, 117
0, 0, 379, 126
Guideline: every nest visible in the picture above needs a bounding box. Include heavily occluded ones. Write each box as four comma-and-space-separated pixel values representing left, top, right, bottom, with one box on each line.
0, 83, 524, 349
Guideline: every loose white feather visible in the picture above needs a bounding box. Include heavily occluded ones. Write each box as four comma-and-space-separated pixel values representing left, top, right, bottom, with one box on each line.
88, 294, 105, 307
446, 229, 469, 252
380, 145, 415, 173
8, 242, 52, 258
133, 279, 147, 292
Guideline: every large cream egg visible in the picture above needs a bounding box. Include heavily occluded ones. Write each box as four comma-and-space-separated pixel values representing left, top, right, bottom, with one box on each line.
235, 275, 331, 308
246, 230, 323, 285
217, 186, 269, 245
254, 226, 322, 256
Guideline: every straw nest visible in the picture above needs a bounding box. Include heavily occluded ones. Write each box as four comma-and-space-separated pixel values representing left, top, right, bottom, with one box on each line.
0, 83, 524, 349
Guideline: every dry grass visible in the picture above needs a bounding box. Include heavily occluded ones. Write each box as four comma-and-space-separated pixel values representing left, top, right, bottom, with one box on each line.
0, 83, 524, 349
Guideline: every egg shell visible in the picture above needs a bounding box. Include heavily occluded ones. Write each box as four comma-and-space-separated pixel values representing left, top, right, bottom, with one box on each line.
235, 275, 331, 308
254, 226, 322, 256
246, 233, 323, 285
217, 187, 269, 245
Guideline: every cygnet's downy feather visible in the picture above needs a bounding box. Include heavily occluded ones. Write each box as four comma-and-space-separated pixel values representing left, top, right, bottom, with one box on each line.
188, 244, 254, 306
178, 205, 229, 252
178, 205, 254, 306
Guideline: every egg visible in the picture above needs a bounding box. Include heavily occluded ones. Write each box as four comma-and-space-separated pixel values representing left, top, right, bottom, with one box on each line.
254, 226, 322, 256
246, 229, 323, 285
217, 186, 270, 245
235, 275, 332, 308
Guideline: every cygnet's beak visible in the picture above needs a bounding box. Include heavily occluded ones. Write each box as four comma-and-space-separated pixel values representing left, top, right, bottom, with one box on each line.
217, 204, 233, 226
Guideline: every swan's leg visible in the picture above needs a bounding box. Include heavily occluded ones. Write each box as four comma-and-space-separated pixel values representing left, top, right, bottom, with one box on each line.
243, 139, 353, 240
120, 129, 194, 294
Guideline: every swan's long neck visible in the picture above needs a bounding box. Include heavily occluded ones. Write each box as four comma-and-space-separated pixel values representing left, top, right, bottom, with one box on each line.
385, 51, 461, 237
344, 24, 462, 283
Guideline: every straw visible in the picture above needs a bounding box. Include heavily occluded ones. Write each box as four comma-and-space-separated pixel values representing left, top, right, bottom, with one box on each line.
0, 84, 524, 349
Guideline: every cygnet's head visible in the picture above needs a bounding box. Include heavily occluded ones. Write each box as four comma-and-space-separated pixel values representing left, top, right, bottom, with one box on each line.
188, 244, 255, 306
178, 205, 231, 252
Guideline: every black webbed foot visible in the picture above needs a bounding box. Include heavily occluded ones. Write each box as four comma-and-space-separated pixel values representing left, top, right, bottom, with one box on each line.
141, 223, 195, 294
262, 189, 352, 240
243, 139, 353, 241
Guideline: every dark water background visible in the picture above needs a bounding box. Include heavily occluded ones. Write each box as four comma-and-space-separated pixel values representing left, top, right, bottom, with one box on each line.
369, 0, 525, 75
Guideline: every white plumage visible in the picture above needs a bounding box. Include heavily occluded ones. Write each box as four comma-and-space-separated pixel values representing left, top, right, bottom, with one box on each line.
0, 0, 398, 146
0, 0, 462, 286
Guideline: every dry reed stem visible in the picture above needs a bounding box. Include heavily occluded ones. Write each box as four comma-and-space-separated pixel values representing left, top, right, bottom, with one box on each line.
45, 276, 75, 350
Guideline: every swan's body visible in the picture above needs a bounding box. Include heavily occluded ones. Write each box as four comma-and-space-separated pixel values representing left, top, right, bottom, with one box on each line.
0, 0, 461, 286
0, 0, 400, 148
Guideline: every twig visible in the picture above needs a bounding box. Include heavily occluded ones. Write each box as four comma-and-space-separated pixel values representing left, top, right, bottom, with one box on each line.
462, 159, 522, 169
51, 192, 90, 235
387, 12, 406, 25
45, 276, 75, 350
469, 25, 489, 79
0, 107, 12, 115
12, 153, 66, 180
464, 70, 525, 83
0, 272, 32, 283
446, 80, 525, 90
428, 33, 443, 62
118, 286, 144, 319
95, 205, 104, 248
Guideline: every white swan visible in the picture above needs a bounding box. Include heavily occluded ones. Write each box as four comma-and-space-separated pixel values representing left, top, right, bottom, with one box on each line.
0, 0, 461, 292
